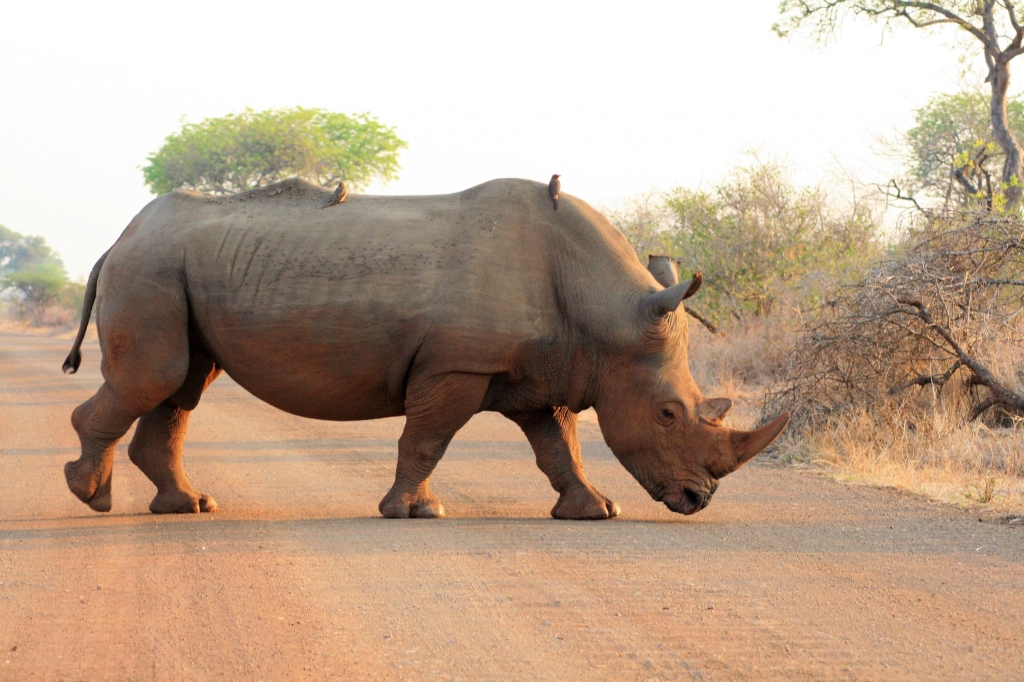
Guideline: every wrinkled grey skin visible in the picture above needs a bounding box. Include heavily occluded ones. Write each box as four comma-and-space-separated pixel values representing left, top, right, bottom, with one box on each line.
62, 178, 788, 518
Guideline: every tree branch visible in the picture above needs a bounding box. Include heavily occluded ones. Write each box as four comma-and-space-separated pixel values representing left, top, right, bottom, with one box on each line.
969, 396, 997, 421
891, 1, 996, 51
953, 166, 983, 197
684, 306, 718, 334
888, 360, 963, 394
895, 297, 1024, 420
881, 178, 927, 212
1007, 0, 1023, 34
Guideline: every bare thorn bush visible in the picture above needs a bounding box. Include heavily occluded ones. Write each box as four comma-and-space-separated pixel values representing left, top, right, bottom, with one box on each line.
763, 212, 1024, 512
767, 212, 1024, 430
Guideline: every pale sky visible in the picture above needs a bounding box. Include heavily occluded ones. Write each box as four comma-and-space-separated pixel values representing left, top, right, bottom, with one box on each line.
0, 0, 1000, 278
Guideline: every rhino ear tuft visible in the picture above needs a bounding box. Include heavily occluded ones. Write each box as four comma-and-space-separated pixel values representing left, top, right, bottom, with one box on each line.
644, 272, 703, 318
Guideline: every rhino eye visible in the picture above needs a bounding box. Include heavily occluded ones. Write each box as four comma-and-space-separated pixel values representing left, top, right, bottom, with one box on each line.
656, 405, 678, 426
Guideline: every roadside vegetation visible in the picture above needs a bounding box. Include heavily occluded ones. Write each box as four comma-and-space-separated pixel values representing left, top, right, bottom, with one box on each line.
611, 119, 1024, 516
0, 225, 83, 329
608, 0, 1024, 515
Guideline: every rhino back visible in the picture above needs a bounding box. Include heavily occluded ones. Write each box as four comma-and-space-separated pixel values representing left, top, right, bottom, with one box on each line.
123, 179, 570, 419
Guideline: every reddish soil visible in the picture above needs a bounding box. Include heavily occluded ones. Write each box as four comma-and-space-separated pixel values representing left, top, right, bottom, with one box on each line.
1, 332, 1022, 680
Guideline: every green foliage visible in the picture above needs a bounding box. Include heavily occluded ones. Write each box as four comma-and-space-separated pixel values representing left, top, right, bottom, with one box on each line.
665, 159, 879, 321
0, 225, 63, 275
142, 107, 407, 195
609, 159, 881, 325
2, 262, 69, 326
904, 92, 1024, 207
57, 280, 86, 322
0, 225, 79, 326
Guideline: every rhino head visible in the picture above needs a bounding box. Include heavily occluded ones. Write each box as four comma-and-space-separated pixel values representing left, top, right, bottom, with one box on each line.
593, 255, 789, 515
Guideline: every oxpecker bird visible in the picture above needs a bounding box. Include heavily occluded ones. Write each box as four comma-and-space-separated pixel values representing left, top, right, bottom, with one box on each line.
325, 181, 347, 208
548, 174, 561, 210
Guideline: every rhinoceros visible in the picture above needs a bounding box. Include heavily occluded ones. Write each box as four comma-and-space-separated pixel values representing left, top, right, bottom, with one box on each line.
62, 178, 788, 519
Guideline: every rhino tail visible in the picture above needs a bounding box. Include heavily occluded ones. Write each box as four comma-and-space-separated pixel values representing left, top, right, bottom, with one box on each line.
62, 249, 109, 374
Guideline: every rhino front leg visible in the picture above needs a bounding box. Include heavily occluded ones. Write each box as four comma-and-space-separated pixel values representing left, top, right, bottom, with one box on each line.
506, 406, 620, 520
379, 373, 491, 519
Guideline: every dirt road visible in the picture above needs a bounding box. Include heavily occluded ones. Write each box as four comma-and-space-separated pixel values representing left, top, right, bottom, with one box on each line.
1, 332, 1022, 680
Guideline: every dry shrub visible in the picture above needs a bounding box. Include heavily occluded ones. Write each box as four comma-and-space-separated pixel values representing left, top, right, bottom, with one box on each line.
33, 305, 76, 328
687, 314, 801, 432
771, 406, 1024, 513
762, 211, 1024, 512
767, 211, 1024, 428
688, 315, 796, 391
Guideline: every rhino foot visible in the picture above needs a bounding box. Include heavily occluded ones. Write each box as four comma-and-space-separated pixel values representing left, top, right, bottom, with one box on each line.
64, 459, 112, 512
552, 486, 620, 520
150, 491, 218, 514
379, 489, 446, 519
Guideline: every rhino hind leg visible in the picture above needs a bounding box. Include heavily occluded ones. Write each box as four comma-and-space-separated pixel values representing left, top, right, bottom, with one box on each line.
65, 383, 141, 512
128, 352, 222, 514
66, 272, 193, 513
379, 373, 492, 519
506, 407, 620, 520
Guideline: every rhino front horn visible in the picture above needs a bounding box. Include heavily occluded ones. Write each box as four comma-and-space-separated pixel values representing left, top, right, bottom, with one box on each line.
723, 412, 790, 473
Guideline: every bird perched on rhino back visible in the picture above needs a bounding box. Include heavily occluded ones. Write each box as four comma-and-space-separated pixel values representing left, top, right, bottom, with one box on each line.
548, 174, 560, 210
325, 181, 347, 208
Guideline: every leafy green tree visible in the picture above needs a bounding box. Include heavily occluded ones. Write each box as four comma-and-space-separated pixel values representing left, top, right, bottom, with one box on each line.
2, 262, 69, 326
0, 225, 75, 326
776, 1, 1024, 210
0, 225, 62, 275
142, 107, 407, 195
903, 92, 1024, 207
663, 158, 880, 322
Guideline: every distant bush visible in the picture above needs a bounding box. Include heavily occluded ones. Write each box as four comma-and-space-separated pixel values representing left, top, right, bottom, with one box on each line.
0, 225, 81, 327
605, 193, 673, 259
608, 156, 882, 326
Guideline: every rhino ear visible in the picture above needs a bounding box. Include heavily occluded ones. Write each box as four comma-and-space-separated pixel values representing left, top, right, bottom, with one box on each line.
696, 397, 732, 426
647, 255, 679, 287
644, 272, 703, 318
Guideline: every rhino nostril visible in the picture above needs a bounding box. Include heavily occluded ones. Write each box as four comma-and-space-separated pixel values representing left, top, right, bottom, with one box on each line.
684, 488, 705, 510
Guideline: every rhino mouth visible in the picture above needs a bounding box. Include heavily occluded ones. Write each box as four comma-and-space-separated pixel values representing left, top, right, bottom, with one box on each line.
661, 481, 718, 515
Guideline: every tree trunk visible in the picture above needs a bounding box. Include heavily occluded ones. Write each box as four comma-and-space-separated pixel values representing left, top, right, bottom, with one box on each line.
990, 60, 1024, 210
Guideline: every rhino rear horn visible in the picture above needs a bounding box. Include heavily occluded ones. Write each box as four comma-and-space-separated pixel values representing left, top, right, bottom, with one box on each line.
647, 254, 679, 287
644, 272, 703, 318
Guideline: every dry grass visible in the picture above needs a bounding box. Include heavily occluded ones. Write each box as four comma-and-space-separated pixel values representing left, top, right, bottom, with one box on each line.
771, 408, 1024, 514
687, 314, 796, 430
686, 315, 1024, 516
0, 318, 87, 340
2, 302, 81, 333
